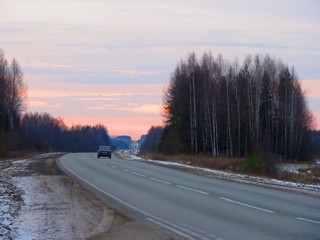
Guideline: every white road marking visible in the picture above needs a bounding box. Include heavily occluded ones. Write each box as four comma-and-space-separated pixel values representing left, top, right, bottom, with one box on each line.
177, 185, 209, 195
296, 217, 320, 224
131, 171, 146, 177
147, 218, 197, 240
181, 224, 217, 240
123, 169, 129, 172
220, 197, 274, 213
112, 166, 116, 169
59, 159, 196, 240
182, 223, 206, 234
150, 178, 171, 185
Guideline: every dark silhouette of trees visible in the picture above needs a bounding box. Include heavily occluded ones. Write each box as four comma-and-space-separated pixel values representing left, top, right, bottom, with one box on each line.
311, 130, 320, 158
0, 49, 27, 151
21, 112, 112, 152
140, 126, 164, 152
162, 52, 313, 161
112, 136, 132, 150
20, 112, 65, 150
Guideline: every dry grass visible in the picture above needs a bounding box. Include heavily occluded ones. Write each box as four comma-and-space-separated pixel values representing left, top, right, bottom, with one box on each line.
299, 165, 320, 178
0, 151, 42, 161
140, 152, 244, 172
277, 171, 320, 185
140, 152, 320, 185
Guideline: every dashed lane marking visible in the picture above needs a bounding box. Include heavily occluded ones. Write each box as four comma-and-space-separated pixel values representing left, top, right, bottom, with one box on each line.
177, 185, 209, 195
220, 197, 274, 213
131, 171, 146, 177
59, 160, 197, 240
150, 178, 171, 185
296, 217, 320, 224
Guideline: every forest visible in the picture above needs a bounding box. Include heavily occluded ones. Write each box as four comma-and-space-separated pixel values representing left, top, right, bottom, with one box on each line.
140, 126, 164, 152
158, 52, 314, 162
0, 49, 26, 152
0, 48, 111, 153
1, 47, 320, 160
20, 112, 111, 152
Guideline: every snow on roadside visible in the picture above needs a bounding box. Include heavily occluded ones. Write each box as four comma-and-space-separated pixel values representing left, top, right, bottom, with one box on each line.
12, 175, 113, 239
0, 175, 23, 239
279, 164, 312, 174
0, 154, 113, 240
120, 153, 320, 192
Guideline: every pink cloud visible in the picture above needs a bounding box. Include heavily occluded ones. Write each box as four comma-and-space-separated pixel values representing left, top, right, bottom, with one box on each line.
301, 79, 320, 130
112, 69, 156, 76
300, 79, 320, 99
27, 100, 62, 109
86, 103, 162, 115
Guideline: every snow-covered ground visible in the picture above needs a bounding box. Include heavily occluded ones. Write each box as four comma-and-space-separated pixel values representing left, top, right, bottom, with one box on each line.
0, 153, 114, 239
119, 152, 320, 192
279, 163, 312, 174
0, 175, 23, 239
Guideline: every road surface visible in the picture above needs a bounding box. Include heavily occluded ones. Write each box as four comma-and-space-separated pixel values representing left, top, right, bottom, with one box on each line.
59, 153, 320, 240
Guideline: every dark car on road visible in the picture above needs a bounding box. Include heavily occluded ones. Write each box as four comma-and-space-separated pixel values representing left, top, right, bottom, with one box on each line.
97, 146, 112, 158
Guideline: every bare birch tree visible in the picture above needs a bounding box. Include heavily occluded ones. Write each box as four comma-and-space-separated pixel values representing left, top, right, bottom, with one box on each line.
162, 51, 313, 161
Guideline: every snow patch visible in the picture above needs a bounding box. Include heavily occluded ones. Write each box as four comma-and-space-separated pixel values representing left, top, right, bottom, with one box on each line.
279, 164, 309, 174
0, 176, 23, 239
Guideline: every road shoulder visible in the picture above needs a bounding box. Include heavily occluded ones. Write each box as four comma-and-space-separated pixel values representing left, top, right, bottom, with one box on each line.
1, 153, 117, 239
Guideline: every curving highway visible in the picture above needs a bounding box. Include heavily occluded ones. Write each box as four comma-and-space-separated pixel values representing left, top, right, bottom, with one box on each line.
59, 153, 320, 240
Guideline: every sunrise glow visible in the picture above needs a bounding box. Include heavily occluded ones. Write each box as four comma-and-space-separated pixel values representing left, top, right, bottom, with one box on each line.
1, 0, 319, 139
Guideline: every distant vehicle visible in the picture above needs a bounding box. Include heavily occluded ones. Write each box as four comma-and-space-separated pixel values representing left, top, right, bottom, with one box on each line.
97, 146, 112, 158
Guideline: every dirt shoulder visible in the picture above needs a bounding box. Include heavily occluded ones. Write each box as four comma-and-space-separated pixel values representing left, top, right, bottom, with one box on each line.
0, 153, 183, 240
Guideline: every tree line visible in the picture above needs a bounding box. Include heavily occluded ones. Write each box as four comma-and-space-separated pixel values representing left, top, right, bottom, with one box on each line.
310, 130, 320, 158
0, 48, 111, 153
0, 47, 316, 159
21, 112, 112, 152
160, 52, 313, 161
0, 49, 27, 151
140, 126, 164, 152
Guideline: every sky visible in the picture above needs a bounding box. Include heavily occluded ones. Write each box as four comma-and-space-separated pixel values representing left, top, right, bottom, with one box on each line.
0, 0, 320, 140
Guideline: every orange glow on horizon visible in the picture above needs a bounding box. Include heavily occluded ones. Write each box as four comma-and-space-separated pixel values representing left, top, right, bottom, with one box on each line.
25, 77, 166, 139
26, 73, 166, 98
301, 79, 320, 130
62, 115, 164, 140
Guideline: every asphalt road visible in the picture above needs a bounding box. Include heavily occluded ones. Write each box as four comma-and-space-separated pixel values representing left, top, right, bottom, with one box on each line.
59, 153, 320, 240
